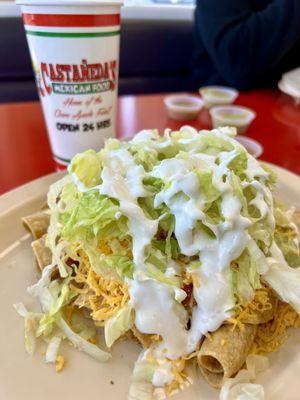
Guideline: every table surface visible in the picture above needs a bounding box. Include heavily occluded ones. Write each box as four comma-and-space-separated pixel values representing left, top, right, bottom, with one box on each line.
0, 89, 299, 195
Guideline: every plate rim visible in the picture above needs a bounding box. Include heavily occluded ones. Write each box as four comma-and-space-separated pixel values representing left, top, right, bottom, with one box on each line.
0, 171, 65, 215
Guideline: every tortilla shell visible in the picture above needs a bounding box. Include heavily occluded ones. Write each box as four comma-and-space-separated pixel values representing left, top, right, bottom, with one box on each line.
131, 326, 159, 349
31, 235, 52, 270
241, 294, 277, 325
198, 323, 257, 388
22, 211, 50, 239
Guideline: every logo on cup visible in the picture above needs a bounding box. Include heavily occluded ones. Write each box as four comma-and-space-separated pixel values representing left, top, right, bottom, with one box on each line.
37, 58, 118, 97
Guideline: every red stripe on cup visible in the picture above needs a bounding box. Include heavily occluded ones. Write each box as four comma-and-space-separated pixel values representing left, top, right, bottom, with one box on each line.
23, 13, 120, 28
54, 159, 68, 171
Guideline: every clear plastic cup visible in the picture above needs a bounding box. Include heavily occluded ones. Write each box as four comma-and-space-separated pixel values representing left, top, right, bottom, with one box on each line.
236, 136, 263, 159
16, 0, 123, 169
164, 94, 204, 121
199, 86, 238, 109
209, 105, 256, 134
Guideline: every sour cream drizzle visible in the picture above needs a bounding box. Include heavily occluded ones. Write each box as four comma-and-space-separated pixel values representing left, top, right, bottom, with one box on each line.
71, 127, 277, 386
99, 148, 158, 267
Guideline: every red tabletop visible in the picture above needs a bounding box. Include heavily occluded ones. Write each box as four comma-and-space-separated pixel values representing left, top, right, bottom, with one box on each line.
0, 90, 299, 195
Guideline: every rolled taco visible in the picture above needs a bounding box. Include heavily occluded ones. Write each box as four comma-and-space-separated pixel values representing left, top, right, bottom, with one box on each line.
31, 234, 52, 270
198, 323, 257, 388
241, 294, 277, 325
22, 211, 50, 239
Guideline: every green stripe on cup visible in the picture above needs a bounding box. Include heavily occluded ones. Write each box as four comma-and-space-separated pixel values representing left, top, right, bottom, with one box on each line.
53, 154, 71, 164
25, 30, 120, 38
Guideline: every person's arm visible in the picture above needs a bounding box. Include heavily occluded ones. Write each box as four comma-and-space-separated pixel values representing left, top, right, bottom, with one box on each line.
195, 0, 300, 89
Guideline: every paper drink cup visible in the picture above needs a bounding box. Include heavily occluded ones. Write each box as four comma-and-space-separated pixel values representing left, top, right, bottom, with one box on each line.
16, 0, 123, 169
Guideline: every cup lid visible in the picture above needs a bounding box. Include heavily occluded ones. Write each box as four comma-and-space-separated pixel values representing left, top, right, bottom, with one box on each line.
16, 0, 123, 6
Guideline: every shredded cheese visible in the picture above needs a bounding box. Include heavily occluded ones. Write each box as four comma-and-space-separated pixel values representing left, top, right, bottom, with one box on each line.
228, 286, 273, 330
191, 273, 200, 288
227, 284, 300, 356
146, 351, 159, 366
164, 358, 191, 397
228, 286, 300, 354
55, 355, 65, 372
132, 326, 162, 349
88, 336, 98, 345
145, 350, 195, 398
159, 353, 197, 398
251, 301, 300, 354
182, 272, 193, 286
97, 238, 132, 258
70, 248, 129, 326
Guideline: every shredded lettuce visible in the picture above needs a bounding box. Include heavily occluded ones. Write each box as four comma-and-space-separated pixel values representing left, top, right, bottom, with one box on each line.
188, 130, 234, 154
128, 353, 156, 400
103, 254, 134, 279
36, 314, 56, 338
104, 303, 133, 348
47, 175, 73, 278
49, 284, 77, 316
196, 170, 220, 205
247, 239, 269, 275
36, 283, 76, 338
131, 146, 159, 172
146, 263, 180, 287
61, 190, 124, 241
71, 317, 97, 341
220, 355, 268, 400
228, 151, 248, 178
146, 247, 167, 272
264, 242, 300, 314
221, 382, 265, 400
232, 250, 262, 304
23, 274, 110, 362
274, 205, 300, 268
69, 149, 102, 189
27, 264, 57, 312
58, 189, 130, 278
45, 336, 62, 363
14, 303, 42, 355
56, 315, 111, 362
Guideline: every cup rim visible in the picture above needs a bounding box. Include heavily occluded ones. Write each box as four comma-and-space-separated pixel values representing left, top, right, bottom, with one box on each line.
209, 105, 256, 122
235, 135, 263, 159
199, 85, 239, 99
164, 94, 204, 112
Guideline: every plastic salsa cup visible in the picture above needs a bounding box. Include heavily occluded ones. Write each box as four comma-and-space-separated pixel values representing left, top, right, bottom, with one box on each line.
199, 86, 238, 108
16, 0, 123, 169
209, 105, 256, 134
235, 136, 263, 158
164, 94, 204, 121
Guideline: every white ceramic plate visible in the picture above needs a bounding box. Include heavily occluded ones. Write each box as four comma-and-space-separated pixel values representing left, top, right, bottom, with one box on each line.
1, 165, 300, 400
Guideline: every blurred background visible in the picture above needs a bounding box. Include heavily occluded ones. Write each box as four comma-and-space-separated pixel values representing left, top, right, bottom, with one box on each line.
2, 0, 300, 102
0, 0, 195, 102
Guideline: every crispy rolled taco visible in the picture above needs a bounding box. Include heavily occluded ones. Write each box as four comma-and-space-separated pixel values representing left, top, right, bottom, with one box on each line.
241, 293, 277, 325
31, 234, 52, 270
22, 211, 50, 239
198, 323, 257, 388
